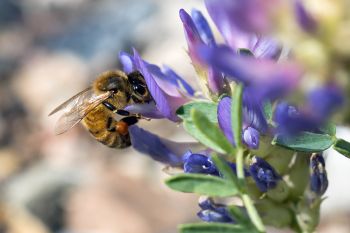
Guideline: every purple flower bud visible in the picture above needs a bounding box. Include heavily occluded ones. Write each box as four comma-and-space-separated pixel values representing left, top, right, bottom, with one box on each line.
183, 153, 219, 175
310, 153, 328, 196
249, 156, 280, 192
198, 198, 235, 223
243, 127, 260, 149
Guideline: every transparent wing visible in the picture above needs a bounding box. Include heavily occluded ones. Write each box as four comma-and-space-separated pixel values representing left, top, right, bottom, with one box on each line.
49, 87, 92, 116
50, 88, 112, 135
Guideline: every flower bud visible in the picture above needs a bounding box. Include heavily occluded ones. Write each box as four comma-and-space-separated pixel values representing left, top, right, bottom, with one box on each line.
309, 153, 328, 196
197, 198, 234, 223
243, 126, 260, 149
249, 156, 280, 192
183, 152, 218, 175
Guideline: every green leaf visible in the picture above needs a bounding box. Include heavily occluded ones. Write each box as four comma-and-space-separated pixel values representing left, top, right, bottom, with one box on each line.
176, 101, 218, 123
211, 154, 239, 185
319, 122, 336, 136
179, 223, 257, 233
185, 109, 236, 154
272, 132, 335, 152
263, 101, 273, 121
228, 206, 251, 226
165, 173, 238, 197
232, 84, 243, 148
333, 138, 350, 158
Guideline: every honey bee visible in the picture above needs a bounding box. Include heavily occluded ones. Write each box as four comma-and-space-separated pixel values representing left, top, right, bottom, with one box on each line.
49, 70, 152, 148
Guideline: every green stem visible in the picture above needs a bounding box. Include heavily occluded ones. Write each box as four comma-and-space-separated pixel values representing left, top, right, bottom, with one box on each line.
236, 148, 266, 233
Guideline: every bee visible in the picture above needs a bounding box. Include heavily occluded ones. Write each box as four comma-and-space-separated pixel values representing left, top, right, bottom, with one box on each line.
49, 70, 152, 148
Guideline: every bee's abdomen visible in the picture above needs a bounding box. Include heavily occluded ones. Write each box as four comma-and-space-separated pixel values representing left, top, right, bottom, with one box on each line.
81, 106, 131, 148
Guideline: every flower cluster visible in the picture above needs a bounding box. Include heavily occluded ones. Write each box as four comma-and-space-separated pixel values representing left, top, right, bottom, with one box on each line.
114, 0, 350, 232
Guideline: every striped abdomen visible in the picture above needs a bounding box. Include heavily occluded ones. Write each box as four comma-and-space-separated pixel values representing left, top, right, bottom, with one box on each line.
81, 105, 131, 148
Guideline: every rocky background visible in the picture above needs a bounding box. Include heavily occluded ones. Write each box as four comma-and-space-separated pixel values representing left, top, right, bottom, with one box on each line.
0, 0, 349, 233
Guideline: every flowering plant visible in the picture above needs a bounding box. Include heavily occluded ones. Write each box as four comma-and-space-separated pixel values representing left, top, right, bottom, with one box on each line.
118, 0, 350, 232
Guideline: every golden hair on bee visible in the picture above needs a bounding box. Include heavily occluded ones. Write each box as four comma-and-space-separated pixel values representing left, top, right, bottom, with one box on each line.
49, 69, 153, 148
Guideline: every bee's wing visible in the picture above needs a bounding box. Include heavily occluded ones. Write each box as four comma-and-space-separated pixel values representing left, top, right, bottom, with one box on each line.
52, 88, 112, 135
48, 87, 92, 116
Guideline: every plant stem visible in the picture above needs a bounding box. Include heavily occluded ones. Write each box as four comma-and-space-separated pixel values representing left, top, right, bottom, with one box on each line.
236, 148, 266, 233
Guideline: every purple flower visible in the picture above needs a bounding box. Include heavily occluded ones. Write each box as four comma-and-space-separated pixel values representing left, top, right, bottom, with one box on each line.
119, 49, 193, 122
205, 0, 278, 48
217, 95, 266, 148
249, 156, 281, 192
294, 0, 318, 33
243, 127, 260, 149
274, 84, 344, 135
179, 9, 225, 94
197, 198, 235, 223
129, 125, 183, 166
182, 152, 245, 177
307, 84, 344, 121
183, 152, 219, 175
310, 153, 328, 196
190, 9, 216, 46
273, 102, 318, 135
197, 45, 301, 89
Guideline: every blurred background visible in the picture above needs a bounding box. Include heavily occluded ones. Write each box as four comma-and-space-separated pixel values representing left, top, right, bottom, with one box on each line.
0, 0, 350, 233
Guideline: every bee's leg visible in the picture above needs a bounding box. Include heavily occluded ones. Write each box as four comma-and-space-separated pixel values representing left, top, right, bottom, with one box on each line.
106, 117, 116, 132
120, 116, 139, 126
115, 109, 151, 121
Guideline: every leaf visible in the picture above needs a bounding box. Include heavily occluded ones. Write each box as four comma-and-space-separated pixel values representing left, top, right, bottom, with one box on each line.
211, 154, 239, 185
185, 109, 236, 154
319, 122, 336, 136
272, 132, 335, 152
177, 101, 218, 123
333, 138, 350, 158
263, 101, 273, 121
165, 173, 238, 197
232, 84, 243, 148
179, 223, 258, 233
228, 206, 251, 226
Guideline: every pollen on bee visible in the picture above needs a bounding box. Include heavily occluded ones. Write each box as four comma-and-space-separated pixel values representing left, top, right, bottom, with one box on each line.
116, 121, 129, 135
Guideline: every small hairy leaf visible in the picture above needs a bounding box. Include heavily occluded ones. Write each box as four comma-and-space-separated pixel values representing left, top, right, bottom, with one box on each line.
176, 101, 218, 123
333, 138, 350, 158
211, 154, 239, 184
184, 109, 235, 154
165, 173, 238, 197
273, 132, 335, 152
179, 223, 257, 233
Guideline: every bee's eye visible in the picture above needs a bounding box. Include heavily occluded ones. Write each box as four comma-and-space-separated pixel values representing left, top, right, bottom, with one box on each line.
133, 84, 146, 95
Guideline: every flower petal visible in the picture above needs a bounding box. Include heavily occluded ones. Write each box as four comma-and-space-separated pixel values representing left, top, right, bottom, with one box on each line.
124, 102, 164, 119
217, 96, 234, 144
129, 125, 183, 166
243, 126, 260, 149
191, 9, 215, 45
119, 51, 135, 73
294, 1, 318, 33
133, 49, 187, 121
249, 156, 280, 192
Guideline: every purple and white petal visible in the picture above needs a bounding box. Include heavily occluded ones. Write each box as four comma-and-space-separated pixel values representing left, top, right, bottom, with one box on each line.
129, 125, 183, 166
217, 96, 234, 144
119, 51, 135, 73
191, 9, 216, 45
133, 49, 187, 121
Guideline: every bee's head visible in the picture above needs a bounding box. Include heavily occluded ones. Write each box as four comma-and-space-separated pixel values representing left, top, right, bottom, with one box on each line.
127, 71, 152, 103
95, 71, 128, 94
